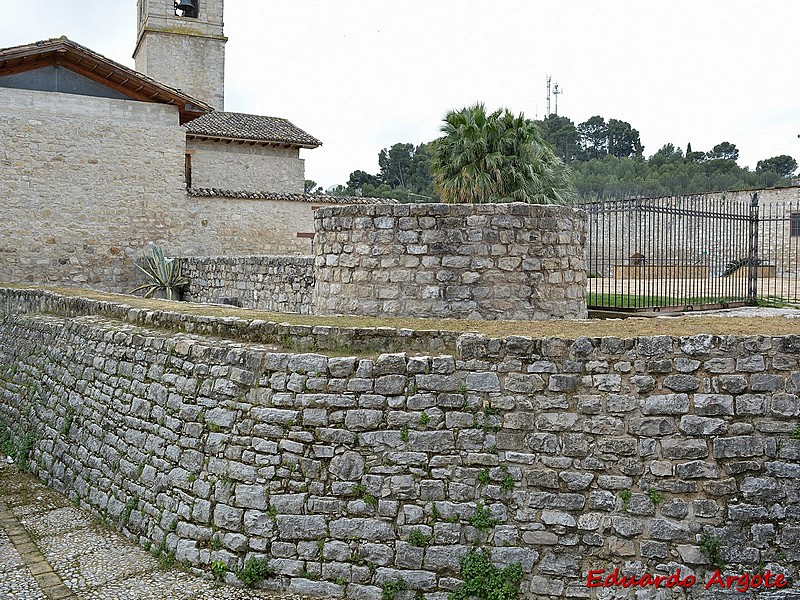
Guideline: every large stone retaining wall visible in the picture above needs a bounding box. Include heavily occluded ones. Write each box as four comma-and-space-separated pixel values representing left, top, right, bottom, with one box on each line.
0, 289, 797, 599
181, 256, 314, 313
313, 203, 588, 321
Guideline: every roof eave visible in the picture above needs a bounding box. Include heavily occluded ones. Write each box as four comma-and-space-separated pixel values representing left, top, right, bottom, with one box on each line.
0, 38, 212, 123
185, 133, 320, 149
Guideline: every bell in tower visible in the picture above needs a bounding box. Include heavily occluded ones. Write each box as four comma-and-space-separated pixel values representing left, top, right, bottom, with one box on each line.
134, 0, 226, 109
175, 0, 199, 18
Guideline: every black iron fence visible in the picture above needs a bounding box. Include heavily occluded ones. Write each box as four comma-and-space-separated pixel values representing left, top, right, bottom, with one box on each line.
582, 193, 800, 311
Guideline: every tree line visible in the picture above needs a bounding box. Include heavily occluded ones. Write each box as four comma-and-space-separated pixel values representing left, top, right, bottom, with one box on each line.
306, 110, 798, 203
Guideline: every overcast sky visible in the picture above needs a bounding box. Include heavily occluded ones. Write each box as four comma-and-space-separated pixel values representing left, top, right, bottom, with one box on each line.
3, 1, 800, 189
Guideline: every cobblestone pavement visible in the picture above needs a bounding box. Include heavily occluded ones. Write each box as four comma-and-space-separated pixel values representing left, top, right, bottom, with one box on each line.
0, 460, 316, 600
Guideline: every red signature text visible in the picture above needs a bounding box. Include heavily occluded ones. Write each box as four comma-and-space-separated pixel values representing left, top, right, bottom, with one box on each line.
586, 568, 788, 592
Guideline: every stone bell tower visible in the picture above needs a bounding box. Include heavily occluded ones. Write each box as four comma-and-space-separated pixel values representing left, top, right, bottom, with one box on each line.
133, 0, 227, 110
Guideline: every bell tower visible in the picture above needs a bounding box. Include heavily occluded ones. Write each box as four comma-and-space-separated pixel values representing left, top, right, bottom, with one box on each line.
133, 0, 227, 110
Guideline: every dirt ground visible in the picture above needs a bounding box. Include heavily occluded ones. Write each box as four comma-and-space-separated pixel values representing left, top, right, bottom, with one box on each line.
7, 285, 800, 340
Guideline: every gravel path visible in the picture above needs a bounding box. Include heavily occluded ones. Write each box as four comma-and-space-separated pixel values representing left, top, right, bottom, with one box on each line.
0, 460, 319, 600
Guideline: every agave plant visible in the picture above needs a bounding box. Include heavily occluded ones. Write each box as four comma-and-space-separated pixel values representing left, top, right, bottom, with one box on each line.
721, 257, 763, 277
130, 246, 188, 300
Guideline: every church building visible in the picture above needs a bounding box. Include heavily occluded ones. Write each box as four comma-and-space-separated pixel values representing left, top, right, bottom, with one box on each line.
0, 0, 371, 290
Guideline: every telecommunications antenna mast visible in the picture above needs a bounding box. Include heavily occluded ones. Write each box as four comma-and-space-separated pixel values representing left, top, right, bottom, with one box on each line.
553, 81, 563, 115
546, 75, 551, 117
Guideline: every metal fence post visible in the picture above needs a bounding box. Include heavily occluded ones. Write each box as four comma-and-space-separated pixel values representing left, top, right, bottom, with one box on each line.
747, 193, 760, 305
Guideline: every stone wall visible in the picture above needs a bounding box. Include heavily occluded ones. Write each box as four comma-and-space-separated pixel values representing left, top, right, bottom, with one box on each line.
187, 139, 304, 193
0, 87, 187, 289
313, 203, 588, 321
0, 87, 328, 291
0, 288, 797, 599
181, 256, 314, 313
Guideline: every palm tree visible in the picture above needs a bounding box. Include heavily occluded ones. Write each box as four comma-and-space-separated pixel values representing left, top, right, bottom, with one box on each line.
431, 103, 572, 204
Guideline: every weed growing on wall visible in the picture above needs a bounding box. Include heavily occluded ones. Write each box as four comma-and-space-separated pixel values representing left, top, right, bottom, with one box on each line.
0, 421, 35, 472
211, 559, 227, 582
500, 465, 514, 492
469, 504, 498, 532
700, 531, 725, 569
408, 529, 432, 547
619, 490, 632, 512
353, 482, 377, 506
382, 578, 407, 600
237, 557, 274, 587
478, 468, 490, 486
0, 423, 16, 457
59, 407, 75, 437
120, 495, 138, 527
646, 488, 664, 506
449, 550, 523, 600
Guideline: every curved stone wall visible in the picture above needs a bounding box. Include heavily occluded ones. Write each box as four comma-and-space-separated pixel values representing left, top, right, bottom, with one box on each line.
0, 289, 798, 598
313, 203, 587, 320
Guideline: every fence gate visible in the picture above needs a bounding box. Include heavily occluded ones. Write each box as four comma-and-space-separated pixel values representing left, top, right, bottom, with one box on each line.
583, 194, 760, 312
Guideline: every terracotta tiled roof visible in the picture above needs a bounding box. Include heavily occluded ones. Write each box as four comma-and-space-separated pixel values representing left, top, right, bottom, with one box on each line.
187, 188, 395, 204
0, 37, 211, 123
184, 112, 321, 148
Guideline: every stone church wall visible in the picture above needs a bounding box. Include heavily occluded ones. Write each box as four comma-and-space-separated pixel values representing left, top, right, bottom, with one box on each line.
187, 138, 305, 193
0, 87, 186, 289
172, 195, 317, 260
0, 88, 317, 291
0, 288, 797, 599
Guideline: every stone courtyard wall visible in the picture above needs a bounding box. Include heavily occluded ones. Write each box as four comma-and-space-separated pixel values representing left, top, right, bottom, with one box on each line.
0, 288, 797, 599
313, 203, 588, 321
181, 256, 314, 313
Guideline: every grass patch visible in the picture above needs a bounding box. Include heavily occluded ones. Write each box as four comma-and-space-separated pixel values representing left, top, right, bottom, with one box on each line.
6, 284, 800, 343
588, 292, 743, 309
0, 283, 800, 356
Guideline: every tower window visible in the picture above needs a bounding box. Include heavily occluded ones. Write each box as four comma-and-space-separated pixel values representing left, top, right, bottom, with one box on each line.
175, 0, 199, 18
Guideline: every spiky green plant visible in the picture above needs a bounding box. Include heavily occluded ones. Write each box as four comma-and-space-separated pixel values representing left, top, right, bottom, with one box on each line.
130, 246, 189, 300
